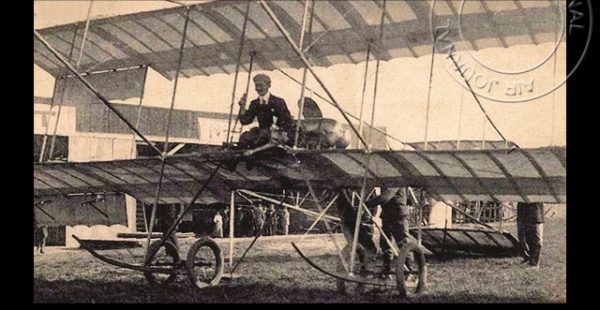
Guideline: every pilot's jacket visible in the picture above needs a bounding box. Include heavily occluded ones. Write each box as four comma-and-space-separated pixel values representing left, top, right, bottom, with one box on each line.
239, 95, 293, 131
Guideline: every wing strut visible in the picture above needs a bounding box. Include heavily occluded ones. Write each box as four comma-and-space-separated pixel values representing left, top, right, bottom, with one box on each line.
259, 0, 368, 149
130, 66, 150, 158
226, 0, 252, 145
350, 0, 387, 274
229, 190, 235, 268
145, 6, 192, 252
293, 0, 315, 149
230, 52, 255, 143
356, 41, 372, 149
38, 25, 78, 163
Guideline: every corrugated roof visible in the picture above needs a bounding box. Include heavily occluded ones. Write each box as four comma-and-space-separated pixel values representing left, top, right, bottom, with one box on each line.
34, 0, 564, 79
34, 147, 566, 205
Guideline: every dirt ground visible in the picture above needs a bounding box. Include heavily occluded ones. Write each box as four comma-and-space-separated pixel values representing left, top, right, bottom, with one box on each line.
33, 205, 566, 303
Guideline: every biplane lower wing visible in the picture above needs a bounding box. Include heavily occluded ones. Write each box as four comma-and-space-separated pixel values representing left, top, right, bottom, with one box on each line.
410, 228, 521, 257
34, 147, 566, 205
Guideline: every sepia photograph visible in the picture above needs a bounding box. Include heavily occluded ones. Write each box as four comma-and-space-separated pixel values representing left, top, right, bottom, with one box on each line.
34, 0, 577, 303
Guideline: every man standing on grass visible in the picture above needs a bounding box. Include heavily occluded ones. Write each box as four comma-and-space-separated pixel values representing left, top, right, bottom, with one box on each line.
516, 202, 544, 268
281, 206, 290, 235
264, 204, 277, 236
366, 187, 412, 279
36, 224, 48, 254
213, 211, 223, 238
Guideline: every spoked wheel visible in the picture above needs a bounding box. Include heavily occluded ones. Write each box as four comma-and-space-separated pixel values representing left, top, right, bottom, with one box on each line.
394, 241, 427, 298
336, 244, 367, 295
144, 240, 180, 286
186, 237, 223, 289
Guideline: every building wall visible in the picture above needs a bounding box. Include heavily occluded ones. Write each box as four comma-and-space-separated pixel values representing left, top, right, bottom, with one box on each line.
34, 103, 76, 136
428, 199, 453, 229
68, 135, 135, 162
65, 225, 131, 247
35, 102, 141, 246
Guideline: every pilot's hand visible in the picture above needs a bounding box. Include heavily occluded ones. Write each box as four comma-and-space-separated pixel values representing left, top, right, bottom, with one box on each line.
238, 94, 247, 108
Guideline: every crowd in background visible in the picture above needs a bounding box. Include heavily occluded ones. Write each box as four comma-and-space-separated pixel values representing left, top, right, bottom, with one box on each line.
192, 203, 290, 238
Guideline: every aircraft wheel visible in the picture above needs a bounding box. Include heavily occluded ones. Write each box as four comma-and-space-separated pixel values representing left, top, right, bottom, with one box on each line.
186, 237, 224, 289
336, 244, 366, 295
395, 241, 427, 298
144, 240, 180, 286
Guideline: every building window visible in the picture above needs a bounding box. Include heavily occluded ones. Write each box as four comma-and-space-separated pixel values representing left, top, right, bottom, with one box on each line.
34, 134, 69, 162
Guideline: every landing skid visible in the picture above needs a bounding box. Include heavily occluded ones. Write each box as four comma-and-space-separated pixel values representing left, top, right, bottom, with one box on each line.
291, 242, 390, 288
292, 241, 427, 298
76, 235, 224, 290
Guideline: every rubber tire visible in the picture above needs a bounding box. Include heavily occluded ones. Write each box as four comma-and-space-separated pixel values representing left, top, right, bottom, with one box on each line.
395, 241, 427, 298
336, 244, 366, 295
144, 240, 180, 286
186, 237, 224, 289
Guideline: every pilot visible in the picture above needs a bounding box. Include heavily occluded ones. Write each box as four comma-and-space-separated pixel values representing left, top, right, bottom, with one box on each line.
237, 74, 293, 151
365, 187, 411, 279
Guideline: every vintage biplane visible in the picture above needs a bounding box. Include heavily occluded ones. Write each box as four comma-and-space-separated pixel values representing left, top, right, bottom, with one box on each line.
34, 0, 566, 298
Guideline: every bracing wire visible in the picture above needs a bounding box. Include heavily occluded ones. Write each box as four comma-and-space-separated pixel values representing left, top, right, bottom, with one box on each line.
276, 68, 410, 149
146, 6, 191, 251
446, 54, 518, 149
423, 45, 436, 151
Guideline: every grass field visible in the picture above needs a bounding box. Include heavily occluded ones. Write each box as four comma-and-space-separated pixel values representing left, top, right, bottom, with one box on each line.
33, 206, 565, 303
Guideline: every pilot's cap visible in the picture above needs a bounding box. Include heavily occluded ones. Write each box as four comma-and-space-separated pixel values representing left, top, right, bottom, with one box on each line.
253, 74, 271, 84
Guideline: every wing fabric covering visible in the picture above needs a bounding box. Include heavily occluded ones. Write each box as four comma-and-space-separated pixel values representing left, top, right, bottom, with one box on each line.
34, 0, 563, 79
409, 228, 522, 257
34, 193, 128, 226
34, 147, 566, 204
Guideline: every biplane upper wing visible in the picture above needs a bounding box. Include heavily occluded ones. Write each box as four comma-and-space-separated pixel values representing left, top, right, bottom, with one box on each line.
34, 0, 563, 79
34, 147, 566, 205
